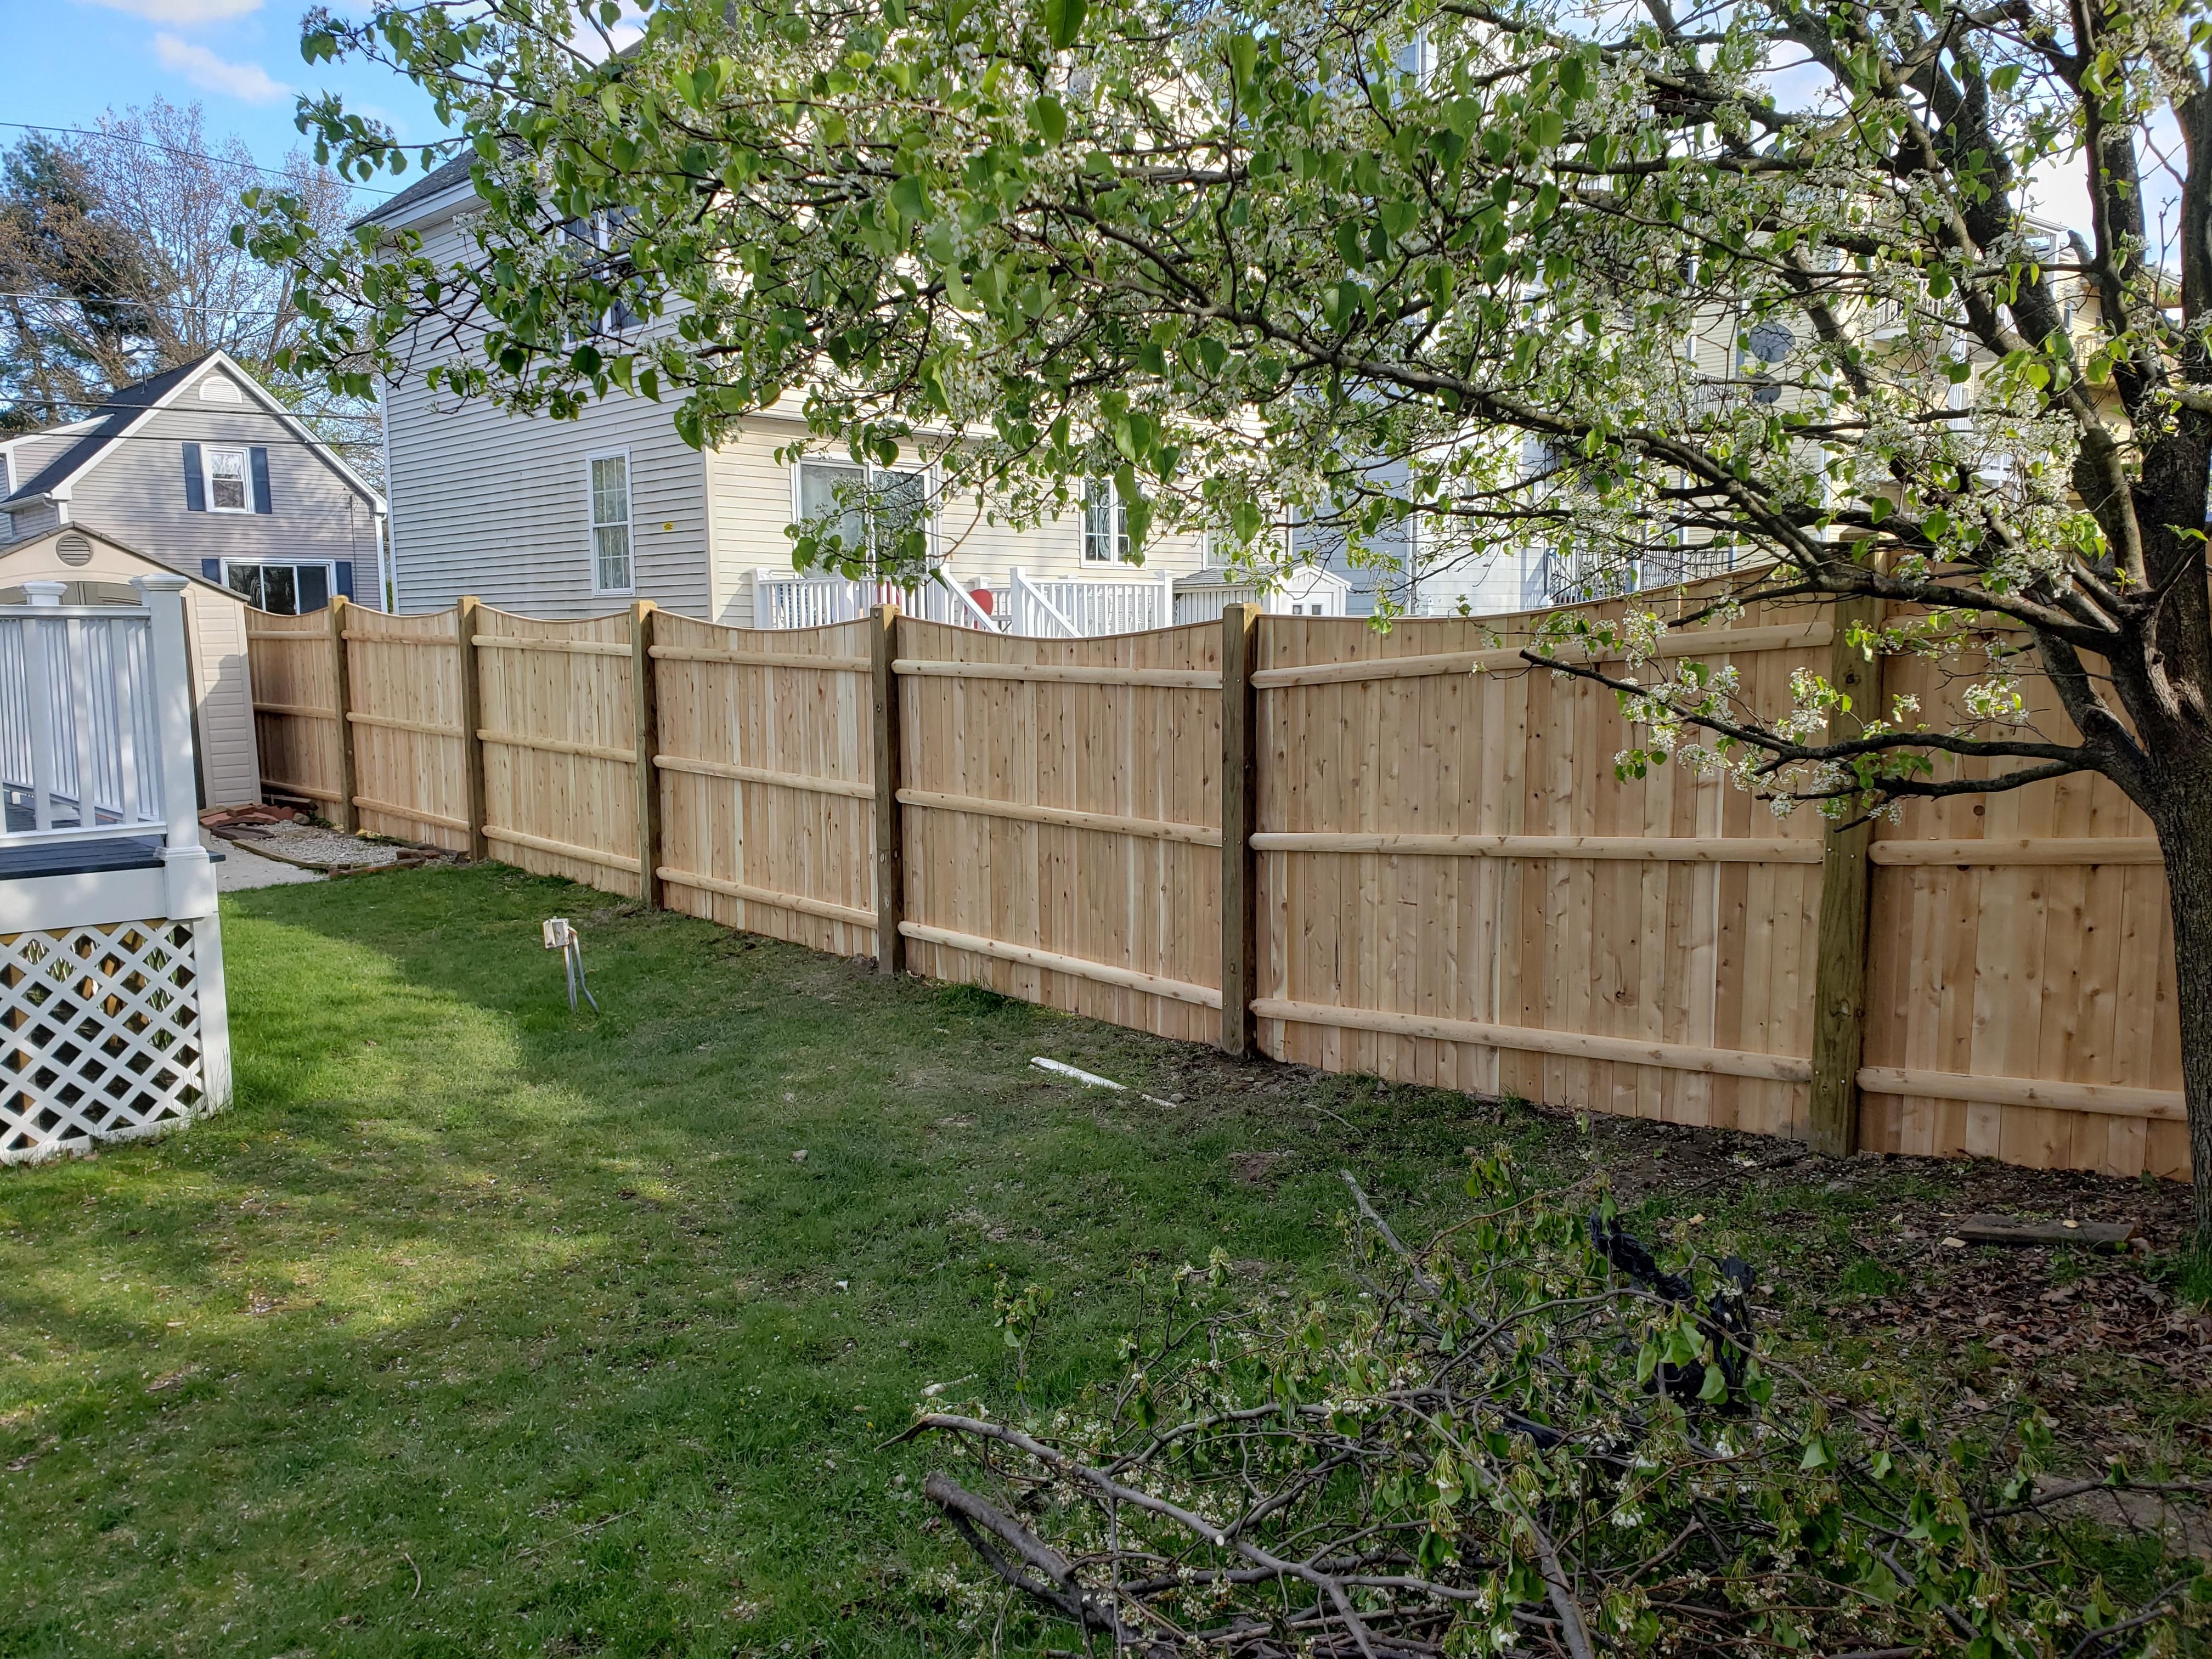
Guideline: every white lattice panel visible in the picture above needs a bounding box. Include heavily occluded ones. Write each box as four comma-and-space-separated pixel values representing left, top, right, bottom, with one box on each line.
0, 919, 211, 1163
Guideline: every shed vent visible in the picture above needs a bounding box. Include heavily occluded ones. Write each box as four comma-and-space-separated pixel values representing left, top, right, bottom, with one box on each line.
55, 532, 93, 566
199, 377, 242, 404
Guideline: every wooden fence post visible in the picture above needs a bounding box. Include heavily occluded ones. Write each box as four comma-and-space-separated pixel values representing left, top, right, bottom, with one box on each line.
328, 594, 358, 834
1808, 595, 1884, 1156
1220, 603, 1259, 1056
871, 603, 905, 973
630, 599, 662, 908
455, 595, 488, 861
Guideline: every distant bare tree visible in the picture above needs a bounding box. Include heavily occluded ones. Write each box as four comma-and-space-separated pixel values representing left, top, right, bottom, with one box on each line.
0, 100, 377, 481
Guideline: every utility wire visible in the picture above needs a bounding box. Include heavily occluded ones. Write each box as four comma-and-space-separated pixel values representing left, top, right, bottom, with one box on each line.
0, 291, 302, 317
0, 121, 410, 199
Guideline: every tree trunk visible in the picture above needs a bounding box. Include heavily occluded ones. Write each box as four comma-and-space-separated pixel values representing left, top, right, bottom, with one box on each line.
2152, 787, 2212, 1252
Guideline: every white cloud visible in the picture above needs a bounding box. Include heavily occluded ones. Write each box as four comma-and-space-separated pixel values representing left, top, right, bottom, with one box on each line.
79, 0, 262, 22
153, 33, 291, 103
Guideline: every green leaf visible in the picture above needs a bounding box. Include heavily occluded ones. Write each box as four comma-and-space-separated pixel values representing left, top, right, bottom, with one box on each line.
1031, 94, 1066, 146
1698, 1362, 1728, 1402
891, 174, 931, 221
1040, 0, 1085, 49
1226, 32, 1259, 91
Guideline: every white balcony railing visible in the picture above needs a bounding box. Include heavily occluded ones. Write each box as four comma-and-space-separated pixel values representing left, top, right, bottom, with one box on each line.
1, 584, 167, 846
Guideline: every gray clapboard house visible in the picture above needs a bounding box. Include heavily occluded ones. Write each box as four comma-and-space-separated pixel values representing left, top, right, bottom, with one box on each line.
0, 352, 388, 615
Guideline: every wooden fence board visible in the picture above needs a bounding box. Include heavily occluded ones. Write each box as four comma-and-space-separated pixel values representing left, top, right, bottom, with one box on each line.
651, 610, 877, 956
243, 611, 343, 808
343, 607, 469, 849
1251, 597, 1831, 1137
474, 606, 639, 894
1859, 644, 2185, 1178
895, 617, 1223, 1043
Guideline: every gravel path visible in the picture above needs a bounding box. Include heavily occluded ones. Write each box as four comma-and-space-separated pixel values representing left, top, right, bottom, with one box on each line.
217, 821, 413, 869
216, 843, 323, 890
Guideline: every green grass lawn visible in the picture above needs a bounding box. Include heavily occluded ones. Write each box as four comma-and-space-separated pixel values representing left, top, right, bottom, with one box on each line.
0, 865, 2202, 1657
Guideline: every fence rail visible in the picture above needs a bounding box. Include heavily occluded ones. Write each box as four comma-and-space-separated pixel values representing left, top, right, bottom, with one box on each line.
244, 590, 2192, 1182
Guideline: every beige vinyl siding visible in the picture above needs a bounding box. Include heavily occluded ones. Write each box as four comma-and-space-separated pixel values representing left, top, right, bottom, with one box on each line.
383, 219, 710, 619
182, 581, 261, 808
704, 415, 1211, 626
67, 393, 382, 580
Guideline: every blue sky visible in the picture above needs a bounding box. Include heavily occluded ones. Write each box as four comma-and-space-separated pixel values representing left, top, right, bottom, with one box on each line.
5, 0, 451, 208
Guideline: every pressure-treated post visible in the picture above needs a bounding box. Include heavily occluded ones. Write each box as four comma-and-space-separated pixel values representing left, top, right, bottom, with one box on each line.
870, 603, 905, 973
454, 594, 488, 861
630, 599, 662, 908
328, 594, 358, 833
1807, 595, 1884, 1157
1219, 602, 1260, 1056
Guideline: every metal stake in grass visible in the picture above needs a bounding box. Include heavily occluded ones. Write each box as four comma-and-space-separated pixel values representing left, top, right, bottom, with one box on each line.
541, 918, 600, 1013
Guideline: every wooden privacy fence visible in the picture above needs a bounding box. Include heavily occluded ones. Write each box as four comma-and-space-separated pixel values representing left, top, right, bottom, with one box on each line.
243, 592, 2188, 1182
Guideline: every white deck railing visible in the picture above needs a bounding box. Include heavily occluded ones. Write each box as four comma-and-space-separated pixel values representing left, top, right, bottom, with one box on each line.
0, 583, 168, 846
753, 566, 1182, 637
1006, 568, 1174, 637
751, 569, 1006, 633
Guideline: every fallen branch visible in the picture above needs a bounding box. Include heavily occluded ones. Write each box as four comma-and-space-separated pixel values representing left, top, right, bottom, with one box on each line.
896, 1154, 2205, 1657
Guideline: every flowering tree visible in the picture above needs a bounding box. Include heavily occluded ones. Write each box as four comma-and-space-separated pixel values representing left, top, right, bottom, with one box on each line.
260, 0, 2212, 1249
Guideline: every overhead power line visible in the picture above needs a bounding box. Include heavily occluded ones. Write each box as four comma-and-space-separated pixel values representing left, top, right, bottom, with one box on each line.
0, 290, 301, 317
0, 121, 419, 200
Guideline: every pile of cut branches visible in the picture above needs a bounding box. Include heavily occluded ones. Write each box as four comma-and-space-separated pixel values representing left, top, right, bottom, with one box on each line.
901, 1154, 2208, 1656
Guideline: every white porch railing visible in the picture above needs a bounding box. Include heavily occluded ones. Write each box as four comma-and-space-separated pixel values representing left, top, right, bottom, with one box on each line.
1006, 568, 1174, 637
753, 566, 1176, 637
1, 583, 166, 845
0, 572, 230, 1164
751, 569, 1005, 632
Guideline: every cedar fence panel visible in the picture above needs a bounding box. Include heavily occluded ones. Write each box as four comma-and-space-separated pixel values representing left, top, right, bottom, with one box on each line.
472, 606, 641, 892
1249, 595, 1831, 1139
1863, 641, 2185, 1179
894, 616, 1224, 1043
244, 608, 345, 813
245, 595, 2189, 1181
343, 606, 470, 849
651, 611, 878, 954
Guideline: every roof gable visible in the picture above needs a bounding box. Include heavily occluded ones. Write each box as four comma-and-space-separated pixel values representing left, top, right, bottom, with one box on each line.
0, 351, 383, 511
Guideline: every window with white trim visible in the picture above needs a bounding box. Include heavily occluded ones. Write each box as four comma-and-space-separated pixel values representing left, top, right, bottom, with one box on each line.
224, 560, 331, 615
589, 453, 634, 592
793, 459, 932, 569
205, 447, 251, 512
1082, 477, 1131, 562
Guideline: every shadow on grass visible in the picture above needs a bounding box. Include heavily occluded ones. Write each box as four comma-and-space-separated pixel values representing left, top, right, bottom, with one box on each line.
0, 864, 1516, 1659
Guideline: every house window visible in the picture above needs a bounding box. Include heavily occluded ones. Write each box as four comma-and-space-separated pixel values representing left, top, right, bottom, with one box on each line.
1082, 477, 1131, 562
224, 560, 330, 615
566, 212, 639, 336
793, 459, 931, 568
206, 447, 251, 512
589, 453, 634, 593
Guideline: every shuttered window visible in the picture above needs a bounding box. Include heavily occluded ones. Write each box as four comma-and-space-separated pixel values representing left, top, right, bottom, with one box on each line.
206, 448, 250, 512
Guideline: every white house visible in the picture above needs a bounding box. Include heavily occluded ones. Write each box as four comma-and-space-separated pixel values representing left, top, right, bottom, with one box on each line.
359, 161, 1352, 635
1, 351, 389, 616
